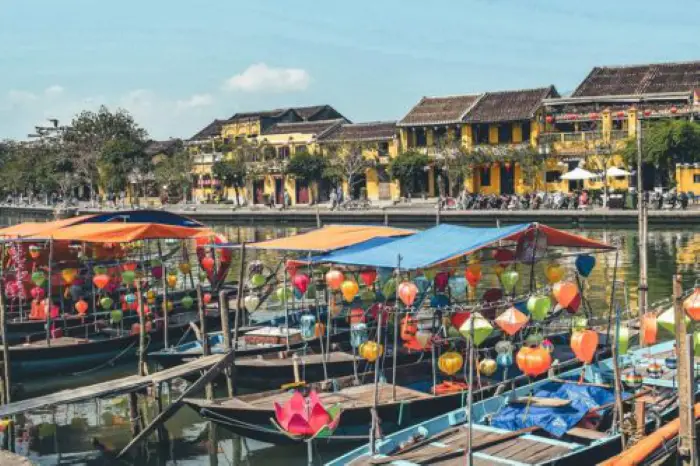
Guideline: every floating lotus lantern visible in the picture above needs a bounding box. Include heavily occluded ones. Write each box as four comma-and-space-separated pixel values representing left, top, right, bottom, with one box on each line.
527, 295, 551, 321
340, 280, 359, 303
465, 263, 482, 288
293, 274, 310, 295
181, 295, 194, 310
203, 293, 212, 305
438, 351, 463, 376
325, 270, 344, 290
359, 269, 377, 287
249, 273, 266, 288
574, 254, 596, 278
244, 294, 260, 312
359, 341, 383, 362
478, 358, 498, 376
75, 299, 88, 316
62, 268, 78, 285
684, 288, 700, 320
641, 312, 657, 345
459, 312, 493, 346
273, 391, 341, 439
544, 263, 565, 284
516, 345, 552, 377
93, 274, 110, 290
571, 329, 598, 363
200, 255, 215, 272
500, 270, 519, 294
495, 307, 529, 336
398, 281, 418, 307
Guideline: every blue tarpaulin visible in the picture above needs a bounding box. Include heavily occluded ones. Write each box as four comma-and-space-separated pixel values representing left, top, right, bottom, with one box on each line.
85, 210, 204, 227
491, 382, 625, 437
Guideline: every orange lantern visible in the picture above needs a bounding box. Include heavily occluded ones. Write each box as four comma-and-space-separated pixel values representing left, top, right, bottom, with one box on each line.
75, 299, 89, 316
516, 346, 552, 377
341, 280, 359, 303
684, 289, 700, 321
314, 323, 326, 338
398, 282, 418, 307
495, 307, 529, 336
553, 282, 578, 308
166, 274, 178, 288
122, 262, 138, 272
641, 312, 657, 345
61, 268, 78, 285
201, 255, 215, 272
465, 263, 482, 288
325, 270, 344, 290
93, 274, 110, 290
400, 314, 417, 342
571, 329, 598, 363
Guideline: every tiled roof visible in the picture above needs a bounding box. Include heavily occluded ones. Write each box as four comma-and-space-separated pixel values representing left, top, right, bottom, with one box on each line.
228, 105, 344, 122
398, 95, 481, 126
293, 105, 328, 120
144, 139, 181, 156
318, 121, 397, 142
262, 119, 345, 136
189, 119, 225, 141
465, 87, 557, 123
572, 61, 700, 97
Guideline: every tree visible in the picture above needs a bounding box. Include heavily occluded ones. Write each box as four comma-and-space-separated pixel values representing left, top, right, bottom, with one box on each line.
388, 150, 430, 197
153, 145, 193, 203
622, 120, 700, 187
324, 142, 373, 199
286, 151, 327, 204
212, 156, 247, 204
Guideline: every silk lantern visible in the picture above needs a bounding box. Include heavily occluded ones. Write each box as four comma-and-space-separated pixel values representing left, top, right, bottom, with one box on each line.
359, 341, 383, 362
293, 274, 310, 295
201, 255, 215, 272
553, 282, 578, 308
423, 268, 437, 281
479, 358, 498, 376
359, 269, 377, 287
244, 294, 260, 312
166, 273, 178, 288
179, 262, 191, 275
340, 280, 359, 303
398, 282, 418, 307
527, 295, 551, 321
438, 351, 463, 376
495, 307, 529, 336
414, 330, 433, 349
434, 272, 449, 292
151, 266, 163, 279
571, 329, 598, 363
100, 296, 113, 310
657, 307, 690, 334
618, 326, 630, 355
516, 346, 552, 377
32, 271, 46, 287
493, 248, 515, 267
93, 274, 109, 290
203, 293, 212, 305
684, 289, 700, 320
275, 286, 291, 302
500, 270, 519, 294
30, 286, 45, 301
459, 312, 493, 346
641, 312, 657, 345
448, 276, 467, 298
325, 270, 344, 290
111, 310, 123, 323
250, 273, 265, 288
181, 295, 194, 310
545, 263, 565, 284
575, 254, 596, 278
465, 263, 482, 288
122, 270, 136, 286
62, 268, 78, 285
75, 299, 88, 315
382, 278, 396, 298
29, 245, 41, 260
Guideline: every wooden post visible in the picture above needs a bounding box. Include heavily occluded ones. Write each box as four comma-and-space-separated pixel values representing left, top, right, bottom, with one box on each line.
370, 296, 384, 454
392, 255, 402, 401
637, 119, 647, 321
136, 282, 146, 376
611, 304, 625, 449
230, 242, 247, 397
384, 209, 389, 226
436, 202, 441, 225
315, 205, 321, 228
674, 274, 694, 465
466, 317, 475, 466
196, 284, 213, 401
282, 255, 290, 350
157, 242, 169, 349
218, 290, 233, 398
128, 391, 141, 438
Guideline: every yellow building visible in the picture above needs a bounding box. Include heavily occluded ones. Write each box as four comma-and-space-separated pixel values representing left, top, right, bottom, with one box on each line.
541, 61, 700, 199
397, 87, 558, 197
317, 121, 400, 201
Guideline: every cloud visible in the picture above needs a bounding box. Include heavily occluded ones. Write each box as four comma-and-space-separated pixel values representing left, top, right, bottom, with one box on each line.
176, 93, 214, 110
7, 90, 38, 105
223, 63, 310, 93
44, 85, 64, 97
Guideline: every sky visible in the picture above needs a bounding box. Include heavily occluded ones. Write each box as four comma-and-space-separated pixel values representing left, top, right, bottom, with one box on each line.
2, 0, 700, 141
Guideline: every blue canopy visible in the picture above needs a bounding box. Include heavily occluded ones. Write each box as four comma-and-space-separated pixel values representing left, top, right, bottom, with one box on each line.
310, 223, 529, 270
85, 210, 203, 227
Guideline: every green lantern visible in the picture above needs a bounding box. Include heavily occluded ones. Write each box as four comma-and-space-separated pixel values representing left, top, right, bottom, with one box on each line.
100, 296, 113, 310
382, 278, 396, 298
527, 295, 551, 322
618, 326, 630, 355
121, 270, 135, 286
110, 309, 123, 323
274, 286, 291, 302
423, 268, 437, 281
198, 270, 209, 282
250, 274, 266, 288
181, 295, 194, 310
500, 270, 519, 294
459, 312, 493, 346
572, 316, 588, 332
150, 259, 162, 268
694, 332, 700, 355
31, 271, 46, 287
526, 333, 543, 347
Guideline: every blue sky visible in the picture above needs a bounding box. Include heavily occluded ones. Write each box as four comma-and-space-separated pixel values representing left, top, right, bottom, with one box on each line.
2, 0, 700, 140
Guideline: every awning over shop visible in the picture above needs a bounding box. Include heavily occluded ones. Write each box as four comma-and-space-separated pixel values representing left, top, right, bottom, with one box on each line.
309, 223, 612, 270
248, 225, 414, 253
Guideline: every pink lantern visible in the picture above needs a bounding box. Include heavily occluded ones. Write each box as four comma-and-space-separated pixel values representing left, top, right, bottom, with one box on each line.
293, 274, 310, 294
398, 282, 419, 307
30, 286, 45, 300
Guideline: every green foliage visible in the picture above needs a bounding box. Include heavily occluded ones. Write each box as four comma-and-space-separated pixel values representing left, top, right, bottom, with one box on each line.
286, 151, 327, 181
623, 120, 700, 185
212, 156, 247, 188
388, 151, 430, 195
153, 147, 193, 201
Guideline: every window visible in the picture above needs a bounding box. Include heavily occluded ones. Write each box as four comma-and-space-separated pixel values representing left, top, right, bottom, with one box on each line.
546, 171, 561, 183
474, 124, 490, 144
480, 167, 491, 186
278, 146, 290, 159
376, 165, 390, 182
295, 145, 308, 155
453, 125, 462, 142
378, 142, 389, 156
521, 122, 531, 141
415, 128, 427, 147
498, 124, 512, 144
694, 174, 700, 183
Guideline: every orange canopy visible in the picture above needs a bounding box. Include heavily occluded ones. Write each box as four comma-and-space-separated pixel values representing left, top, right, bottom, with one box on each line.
0, 216, 93, 239
249, 225, 414, 252
46, 223, 214, 243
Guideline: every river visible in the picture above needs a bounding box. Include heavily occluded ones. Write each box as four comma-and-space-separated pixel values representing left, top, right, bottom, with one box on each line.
4, 222, 700, 466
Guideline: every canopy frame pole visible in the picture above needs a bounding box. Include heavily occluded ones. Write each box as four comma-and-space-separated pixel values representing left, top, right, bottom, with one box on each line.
392, 254, 402, 401
45, 238, 54, 347
528, 224, 539, 293
0, 247, 11, 404
466, 315, 475, 466
157, 241, 169, 349
370, 260, 388, 455
637, 118, 648, 322
283, 254, 290, 350
307, 252, 328, 381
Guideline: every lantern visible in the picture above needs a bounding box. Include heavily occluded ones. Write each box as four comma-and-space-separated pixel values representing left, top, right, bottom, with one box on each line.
359, 341, 383, 362
32, 271, 46, 287
100, 296, 113, 310
527, 295, 551, 322
671, 106, 678, 114
400, 314, 418, 341
684, 289, 700, 320
122, 262, 138, 272
110, 310, 123, 323
178, 262, 191, 275
465, 263, 482, 288
641, 312, 657, 345
201, 255, 215, 272
398, 282, 418, 307
545, 115, 554, 124
244, 294, 260, 312
657, 307, 690, 334
377, 268, 393, 284
618, 326, 630, 355
349, 308, 365, 325
300, 314, 317, 340
30, 286, 45, 301
500, 270, 519, 294
448, 276, 467, 299
350, 323, 369, 348
647, 362, 663, 379
459, 312, 493, 346
75, 299, 89, 315
293, 274, 310, 295
438, 351, 463, 376
93, 274, 110, 290
325, 270, 344, 290
382, 278, 397, 298
61, 268, 78, 285
125, 293, 136, 305
450, 311, 470, 329
146, 290, 156, 304
623, 370, 643, 389
359, 269, 377, 287
571, 329, 598, 363
493, 248, 515, 267
575, 254, 596, 278
589, 112, 599, 120
198, 271, 209, 282
120, 270, 134, 286
341, 280, 359, 303
516, 346, 552, 377
643, 109, 652, 117
497, 352, 513, 368
616, 111, 625, 118
203, 293, 212, 305
495, 307, 529, 336
544, 263, 565, 284
166, 300, 174, 312
541, 338, 555, 353
29, 245, 41, 260
151, 266, 163, 279
434, 272, 449, 292
414, 330, 432, 349
553, 282, 578, 308
478, 358, 498, 377
166, 274, 178, 288
275, 286, 291, 302
181, 295, 194, 310
249, 274, 266, 288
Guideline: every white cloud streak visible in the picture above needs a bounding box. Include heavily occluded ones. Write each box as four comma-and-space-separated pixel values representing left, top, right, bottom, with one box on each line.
223, 63, 311, 93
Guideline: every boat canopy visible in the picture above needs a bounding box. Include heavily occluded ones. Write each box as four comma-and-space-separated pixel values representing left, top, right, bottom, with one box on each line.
45, 222, 213, 243
309, 223, 613, 270
0, 216, 93, 239
247, 224, 414, 253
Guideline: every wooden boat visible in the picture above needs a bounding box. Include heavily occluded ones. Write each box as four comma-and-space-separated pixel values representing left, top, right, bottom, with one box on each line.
327, 339, 689, 466
184, 332, 597, 445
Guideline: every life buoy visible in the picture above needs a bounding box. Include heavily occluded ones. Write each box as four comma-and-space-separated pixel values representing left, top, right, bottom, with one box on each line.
432, 381, 469, 395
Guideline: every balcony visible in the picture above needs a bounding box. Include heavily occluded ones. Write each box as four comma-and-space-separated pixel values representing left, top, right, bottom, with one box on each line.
540, 131, 602, 144
193, 152, 223, 165
610, 130, 631, 141
248, 159, 288, 173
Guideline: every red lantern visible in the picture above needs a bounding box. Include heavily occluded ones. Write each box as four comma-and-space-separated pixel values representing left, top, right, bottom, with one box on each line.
589, 112, 599, 120
545, 115, 554, 124
568, 114, 578, 121
349, 308, 365, 325
122, 262, 138, 272
398, 282, 418, 307
30, 286, 45, 300
131, 323, 141, 335
671, 106, 678, 114
641, 312, 657, 345
292, 274, 310, 294
201, 256, 215, 272
465, 264, 482, 288
285, 260, 298, 278
616, 111, 625, 118
450, 311, 470, 329
516, 346, 552, 377
571, 329, 598, 363
493, 248, 515, 267
359, 269, 377, 287
203, 293, 212, 305
93, 274, 110, 290
75, 299, 89, 315
434, 272, 449, 292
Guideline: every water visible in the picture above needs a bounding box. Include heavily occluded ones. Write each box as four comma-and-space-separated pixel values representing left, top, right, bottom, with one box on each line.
4, 222, 700, 466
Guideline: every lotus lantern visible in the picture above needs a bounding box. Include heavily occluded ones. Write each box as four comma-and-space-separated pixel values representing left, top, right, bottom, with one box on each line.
273, 391, 341, 439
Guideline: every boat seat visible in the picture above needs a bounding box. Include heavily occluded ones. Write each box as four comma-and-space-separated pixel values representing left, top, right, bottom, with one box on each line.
565, 427, 608, 440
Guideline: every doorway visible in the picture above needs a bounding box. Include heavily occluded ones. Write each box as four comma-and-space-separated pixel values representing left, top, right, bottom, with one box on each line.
500, 164, 515, 195
274, 178, 284, 204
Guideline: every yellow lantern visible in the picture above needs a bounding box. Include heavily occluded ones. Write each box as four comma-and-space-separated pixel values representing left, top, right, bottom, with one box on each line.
438, 351, 463, 376
146, 290, 156, 304
359, 341, 383, 362
179, 262, 191, 275
61, 268, 78, 285
545, 263, 565, 284
166, 300, 174, 312
167, 274, 178, 288
478, 358, 498, 376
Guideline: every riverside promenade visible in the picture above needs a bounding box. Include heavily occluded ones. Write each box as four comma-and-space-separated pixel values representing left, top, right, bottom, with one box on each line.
1, 201, 699, 227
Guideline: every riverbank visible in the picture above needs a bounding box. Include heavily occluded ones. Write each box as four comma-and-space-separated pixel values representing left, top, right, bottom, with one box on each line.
1, 204, 699, 228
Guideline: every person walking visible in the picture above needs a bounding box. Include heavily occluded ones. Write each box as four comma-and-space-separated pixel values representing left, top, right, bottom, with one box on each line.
329, 189, 337, 210
283, 190, 291, 210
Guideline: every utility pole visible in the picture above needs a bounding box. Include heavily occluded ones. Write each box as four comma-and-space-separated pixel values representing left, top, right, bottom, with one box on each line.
636, 119, 647, 321
674, 275, 696, 466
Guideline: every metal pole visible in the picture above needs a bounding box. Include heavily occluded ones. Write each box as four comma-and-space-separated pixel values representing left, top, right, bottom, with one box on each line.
0, 254, 11, 403
392, 254, 401, 401
157, 241, 169, 348
636, 119, 647, 321
466, 317, 475, 466
308, 253, 328, 381
230, 247, 245, 396
283, 255, 290, 350
136, 282, 146, 376
45, 239, 54, 346
197, 284, 213, 401
370, 294, 384, 455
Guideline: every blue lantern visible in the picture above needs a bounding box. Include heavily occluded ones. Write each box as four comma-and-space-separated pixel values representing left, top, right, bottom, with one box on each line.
125, 293, 136, 305
497, 353, 513, 367
350, 323, 369, 349
430, 294, 449, 309
448, 276, 467, 299
575, 254, 596, 278
300, 314, 316, 340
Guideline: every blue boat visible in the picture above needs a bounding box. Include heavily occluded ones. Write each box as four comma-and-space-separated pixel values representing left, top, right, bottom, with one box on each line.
327, 340, 690, 466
